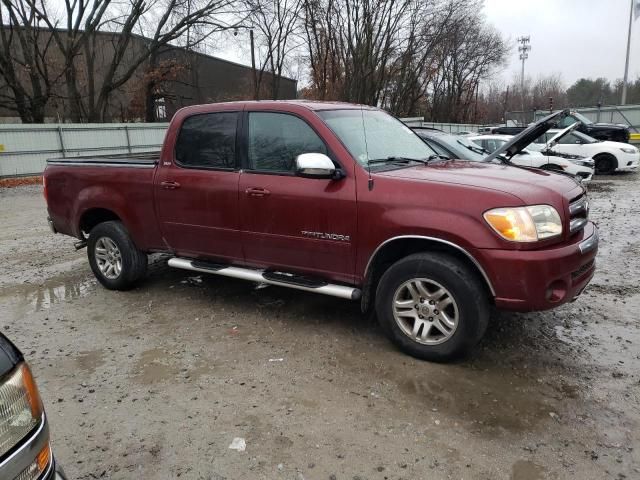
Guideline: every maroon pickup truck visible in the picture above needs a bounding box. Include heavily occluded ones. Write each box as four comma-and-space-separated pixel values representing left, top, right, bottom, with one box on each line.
44, 102, 598, 361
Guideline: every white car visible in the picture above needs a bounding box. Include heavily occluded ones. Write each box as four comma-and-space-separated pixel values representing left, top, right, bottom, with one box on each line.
469, 134, 595, 183
528, 129, 640, 174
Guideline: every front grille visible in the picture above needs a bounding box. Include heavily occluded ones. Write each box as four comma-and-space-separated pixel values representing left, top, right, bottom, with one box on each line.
572, 259, 595, 280
568, 194, 589, 235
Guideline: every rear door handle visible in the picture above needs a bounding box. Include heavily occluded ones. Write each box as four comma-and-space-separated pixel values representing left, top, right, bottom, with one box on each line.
245, 187, 270, 197
161, 181, 181, 190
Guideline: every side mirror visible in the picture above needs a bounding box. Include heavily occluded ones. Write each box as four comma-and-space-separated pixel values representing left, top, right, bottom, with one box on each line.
295, 153, 339, 179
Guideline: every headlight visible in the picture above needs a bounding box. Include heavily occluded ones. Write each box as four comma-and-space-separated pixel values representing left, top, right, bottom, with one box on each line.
621, 147, 637, 154
484, 205, 563, 242
0, 363, 44, 458
571, 159, 594, 168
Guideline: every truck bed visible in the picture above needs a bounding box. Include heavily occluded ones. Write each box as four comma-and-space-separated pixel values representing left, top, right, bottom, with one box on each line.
44, 151, 163, 249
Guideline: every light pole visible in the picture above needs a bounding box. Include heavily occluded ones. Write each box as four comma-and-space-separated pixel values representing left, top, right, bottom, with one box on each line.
234, 27, 258, 100
517, 36, 531, 115
621, 0, 634, 105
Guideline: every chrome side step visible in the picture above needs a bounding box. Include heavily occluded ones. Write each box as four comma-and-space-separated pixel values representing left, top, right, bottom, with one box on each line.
168, 257, 361, 300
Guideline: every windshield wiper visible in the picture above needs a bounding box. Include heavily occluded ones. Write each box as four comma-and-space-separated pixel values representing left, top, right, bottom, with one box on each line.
368, 156, 431, 166
461, 143, 489, 155
368, 155, 449, 167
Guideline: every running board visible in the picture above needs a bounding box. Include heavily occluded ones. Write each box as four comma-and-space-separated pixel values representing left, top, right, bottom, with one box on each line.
167, 258, 361, 300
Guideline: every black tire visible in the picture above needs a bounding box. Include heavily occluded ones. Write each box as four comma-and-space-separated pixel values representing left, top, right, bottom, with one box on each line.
375, 253, 489, 362
594, 154, 617, 175
87, 221, 147, 290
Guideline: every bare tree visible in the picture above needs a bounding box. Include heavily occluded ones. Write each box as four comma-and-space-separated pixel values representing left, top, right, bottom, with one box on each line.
301, 0, 343, 100
23, 0, 239, 122
244, 0, 302, 100
428, 0, 508, 123
0, 0, 61, 122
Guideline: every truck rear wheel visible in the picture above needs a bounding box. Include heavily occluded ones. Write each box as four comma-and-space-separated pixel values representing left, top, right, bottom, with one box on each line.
87, 221, 147, 290
375, 253, 489, 362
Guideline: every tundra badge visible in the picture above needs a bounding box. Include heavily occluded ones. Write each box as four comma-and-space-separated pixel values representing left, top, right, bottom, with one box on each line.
301, 231, 351, 242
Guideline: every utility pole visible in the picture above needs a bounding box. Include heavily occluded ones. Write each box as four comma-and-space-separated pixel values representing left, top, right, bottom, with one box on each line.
621, 0, 634, 105
234, 28, 258, 100
250, 29, 258, 100
517, 36, 531, 116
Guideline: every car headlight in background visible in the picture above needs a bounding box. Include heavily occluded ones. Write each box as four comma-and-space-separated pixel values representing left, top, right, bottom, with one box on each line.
571, 159, 594, 168
620, 147, 638, 154
0, 363, 44, 459
484, 205, 563, 242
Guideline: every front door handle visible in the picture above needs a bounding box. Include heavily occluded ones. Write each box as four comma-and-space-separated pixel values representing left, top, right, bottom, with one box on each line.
161, 181, 181, 190
245, 187, 270, 197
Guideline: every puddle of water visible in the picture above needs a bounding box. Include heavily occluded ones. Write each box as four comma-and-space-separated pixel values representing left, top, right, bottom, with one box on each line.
388, 364, 555, 435
0, 271, 95, 312
132, 348, 181, 385
76, 349, 106, 374
510, 460, 545, 480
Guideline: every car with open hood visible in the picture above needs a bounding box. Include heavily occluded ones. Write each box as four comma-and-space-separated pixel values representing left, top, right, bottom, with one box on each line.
413, 127, 594, 183
468, 126, 595, 183
529, 129, 639, 174
491, 110, 631, 144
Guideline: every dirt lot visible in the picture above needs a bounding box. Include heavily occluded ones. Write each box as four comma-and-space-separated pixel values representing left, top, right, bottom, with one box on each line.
1, 174, 639, 480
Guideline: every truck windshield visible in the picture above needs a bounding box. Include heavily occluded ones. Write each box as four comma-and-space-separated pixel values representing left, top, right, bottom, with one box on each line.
317, 109, 436, 167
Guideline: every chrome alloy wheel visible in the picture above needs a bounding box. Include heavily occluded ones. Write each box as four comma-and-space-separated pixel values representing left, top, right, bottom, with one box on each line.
392, 278, 459, 345
94, 237, 122, 280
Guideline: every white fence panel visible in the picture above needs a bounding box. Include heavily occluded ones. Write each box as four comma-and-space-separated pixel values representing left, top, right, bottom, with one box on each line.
0, 123, 168, 177
2, 119, 491, 177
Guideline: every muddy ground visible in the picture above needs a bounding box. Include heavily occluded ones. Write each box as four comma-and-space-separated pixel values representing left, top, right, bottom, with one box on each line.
1, 174, 639, 480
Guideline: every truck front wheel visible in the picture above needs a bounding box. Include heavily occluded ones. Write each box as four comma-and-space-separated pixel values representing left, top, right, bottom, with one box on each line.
375, 253, 489, 362
87, 221, 147, 290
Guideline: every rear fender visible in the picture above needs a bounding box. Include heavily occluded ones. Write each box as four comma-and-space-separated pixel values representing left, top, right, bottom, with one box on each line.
73, 186, 133, 240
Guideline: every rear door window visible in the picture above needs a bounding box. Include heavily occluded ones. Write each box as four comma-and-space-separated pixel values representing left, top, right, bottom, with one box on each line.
175, 112, 238, 169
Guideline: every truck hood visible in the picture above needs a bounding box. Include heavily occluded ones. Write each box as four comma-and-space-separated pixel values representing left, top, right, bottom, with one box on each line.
377, 160, 584, 204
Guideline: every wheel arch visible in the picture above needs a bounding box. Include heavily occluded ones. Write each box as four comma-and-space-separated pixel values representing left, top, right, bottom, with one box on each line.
361, 236, 495, 313
593, 151, 619, 169
79, 208, 122, 236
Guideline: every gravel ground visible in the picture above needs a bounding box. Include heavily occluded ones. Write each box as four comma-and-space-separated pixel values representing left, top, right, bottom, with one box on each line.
1, 174, 639, 480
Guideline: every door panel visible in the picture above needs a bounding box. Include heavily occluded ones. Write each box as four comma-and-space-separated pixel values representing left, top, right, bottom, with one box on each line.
155, 168, 241, 260
239, 111, 357, 283
239, 172, 356, 283
154, 111, 243, 261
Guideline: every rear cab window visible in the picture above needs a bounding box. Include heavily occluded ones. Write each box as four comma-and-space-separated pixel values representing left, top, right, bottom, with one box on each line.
175, 112, 239, 169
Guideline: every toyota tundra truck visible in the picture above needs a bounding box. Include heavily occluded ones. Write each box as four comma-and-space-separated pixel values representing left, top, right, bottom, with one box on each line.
43, 103, 598, 362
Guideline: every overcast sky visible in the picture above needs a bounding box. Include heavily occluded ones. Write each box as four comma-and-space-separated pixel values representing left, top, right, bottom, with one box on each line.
484, 0, 639, 87
212, 0, 639, 89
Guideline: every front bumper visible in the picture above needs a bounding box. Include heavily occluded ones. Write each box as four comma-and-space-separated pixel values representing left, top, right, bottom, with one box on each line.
616, 152, 639, 171
0, 412, 67, 480
47, 459, 68, 480
478, 222, 598, 312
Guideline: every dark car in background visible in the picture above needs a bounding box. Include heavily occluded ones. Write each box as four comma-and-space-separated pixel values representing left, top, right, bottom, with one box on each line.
491, 111, 630, 143
0, 333, 66, 480
411, 127, 487, 161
